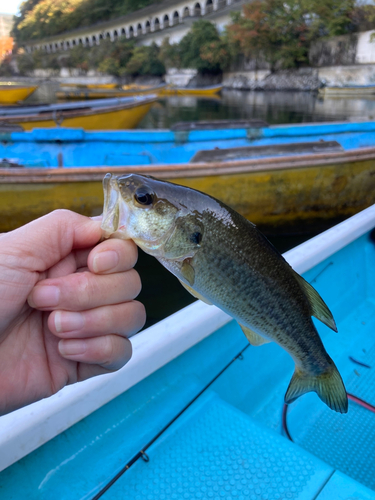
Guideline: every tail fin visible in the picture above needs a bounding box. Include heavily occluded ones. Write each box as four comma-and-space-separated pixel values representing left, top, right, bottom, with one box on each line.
285, 363, 348, 413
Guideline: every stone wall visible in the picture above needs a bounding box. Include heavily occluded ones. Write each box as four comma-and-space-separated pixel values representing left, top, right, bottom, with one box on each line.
309, 30, 375, 67
309, 34, 358, 67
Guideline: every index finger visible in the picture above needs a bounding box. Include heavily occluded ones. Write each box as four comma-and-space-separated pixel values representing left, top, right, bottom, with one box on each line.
88, 238, 138, 275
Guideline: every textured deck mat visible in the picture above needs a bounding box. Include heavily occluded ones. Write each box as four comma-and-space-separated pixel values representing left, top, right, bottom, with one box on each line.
103, 392, 333, 500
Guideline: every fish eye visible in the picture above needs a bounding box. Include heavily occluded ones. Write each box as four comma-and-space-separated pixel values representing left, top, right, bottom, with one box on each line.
134, 187, 154, 206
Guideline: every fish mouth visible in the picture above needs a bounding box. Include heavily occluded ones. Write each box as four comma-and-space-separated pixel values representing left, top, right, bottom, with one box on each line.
101, 173, 130, 239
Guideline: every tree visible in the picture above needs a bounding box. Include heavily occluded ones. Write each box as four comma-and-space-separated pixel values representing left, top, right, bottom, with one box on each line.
178, 19, 228, 73
227, 0, 311, 70
308, 0, 357, 37
159, 37, 182, 69
124, 44, 165, 76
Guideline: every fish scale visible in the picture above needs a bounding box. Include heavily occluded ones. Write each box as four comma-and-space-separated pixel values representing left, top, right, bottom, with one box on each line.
101, 172, 348, 413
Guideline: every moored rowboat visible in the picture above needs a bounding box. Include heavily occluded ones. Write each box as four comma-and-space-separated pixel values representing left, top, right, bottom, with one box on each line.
161, 84, 223, 96
1, 146, 375, 233
0, 95, 156, 130
60, 83, 118, 89
56, 84, 166, 100
319, 85, 375, 97
0, 82, 38, 103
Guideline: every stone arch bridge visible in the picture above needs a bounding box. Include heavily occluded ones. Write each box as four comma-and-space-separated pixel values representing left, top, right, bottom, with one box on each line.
25, 0, 245, 53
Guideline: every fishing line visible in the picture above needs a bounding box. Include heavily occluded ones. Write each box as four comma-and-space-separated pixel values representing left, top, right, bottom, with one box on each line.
91, 344, 250, 500
282, 393, 375, 442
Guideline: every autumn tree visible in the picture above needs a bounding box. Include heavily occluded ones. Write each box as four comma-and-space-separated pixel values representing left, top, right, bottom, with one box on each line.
226, 0, 372, 70
227, 0, 310, 70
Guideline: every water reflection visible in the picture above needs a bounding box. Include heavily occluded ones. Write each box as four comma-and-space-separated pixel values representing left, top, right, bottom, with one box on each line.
140, 89, 375, 128
23, 83, 375, 127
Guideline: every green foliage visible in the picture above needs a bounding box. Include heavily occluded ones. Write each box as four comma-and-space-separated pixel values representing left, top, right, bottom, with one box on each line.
178, 20, 226, 73
124, 43, 165, 76
16, 51, 35, 75
199, 39, 231, 72
98, 57, 121, 76
159, 37, 182, 69
308, 0, 357, 37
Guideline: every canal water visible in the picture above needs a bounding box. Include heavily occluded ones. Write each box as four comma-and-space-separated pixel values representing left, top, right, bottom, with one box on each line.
24, 85, 375, 327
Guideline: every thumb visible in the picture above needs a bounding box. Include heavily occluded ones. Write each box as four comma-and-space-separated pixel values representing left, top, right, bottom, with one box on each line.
4, 210, 103, 273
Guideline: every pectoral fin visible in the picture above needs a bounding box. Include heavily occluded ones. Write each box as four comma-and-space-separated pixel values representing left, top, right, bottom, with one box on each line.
239, 324, 270, 346
181, 259, 195, 286
178, 279, 213, 305
293, 272, 337, 332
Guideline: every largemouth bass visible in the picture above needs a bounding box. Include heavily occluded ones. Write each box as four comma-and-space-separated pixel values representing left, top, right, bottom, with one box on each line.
101, 173, 348, 413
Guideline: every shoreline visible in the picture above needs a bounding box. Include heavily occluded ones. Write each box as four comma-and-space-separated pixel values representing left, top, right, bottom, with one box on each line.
7, 63, 375, 92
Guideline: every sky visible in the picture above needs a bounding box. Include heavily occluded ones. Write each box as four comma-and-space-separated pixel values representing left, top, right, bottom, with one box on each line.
0, 0, 22, 16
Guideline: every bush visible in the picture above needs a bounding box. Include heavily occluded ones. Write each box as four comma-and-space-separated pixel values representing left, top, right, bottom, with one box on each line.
179, 20, 227, 73
124, 44, 165, 76
16, 51, 35, 75
98, 57, 121, 76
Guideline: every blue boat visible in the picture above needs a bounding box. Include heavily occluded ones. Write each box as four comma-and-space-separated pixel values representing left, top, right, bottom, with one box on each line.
1, 206, 375, 499
0, 120, 375, 167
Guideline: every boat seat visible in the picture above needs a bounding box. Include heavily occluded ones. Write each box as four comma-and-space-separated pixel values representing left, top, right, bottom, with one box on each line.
171, 119, 269, 131
109, 391, 373, 499
191, 140, 344, 163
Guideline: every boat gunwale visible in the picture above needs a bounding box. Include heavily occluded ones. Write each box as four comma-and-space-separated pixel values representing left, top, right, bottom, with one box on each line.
0, 204, 375, 472
1, 146, 375, 183
55, 84, 167, 99
2, 119, 375, 143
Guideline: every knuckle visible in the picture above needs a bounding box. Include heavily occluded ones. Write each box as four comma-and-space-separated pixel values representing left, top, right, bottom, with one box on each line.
74, 271, 95, 306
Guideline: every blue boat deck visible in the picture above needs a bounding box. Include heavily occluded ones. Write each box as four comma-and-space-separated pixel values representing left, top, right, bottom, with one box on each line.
1, 231, 375, 499
1, 121, 375, 167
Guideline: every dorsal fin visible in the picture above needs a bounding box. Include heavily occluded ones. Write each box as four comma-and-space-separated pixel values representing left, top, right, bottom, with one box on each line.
293, 272, 337, 332
239, 324, 270, 346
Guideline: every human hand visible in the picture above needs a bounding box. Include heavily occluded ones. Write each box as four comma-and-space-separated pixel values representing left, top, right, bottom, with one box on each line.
0, 210, 145, 415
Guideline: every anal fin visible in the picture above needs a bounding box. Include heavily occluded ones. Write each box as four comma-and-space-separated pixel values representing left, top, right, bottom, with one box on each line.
239, 324, 270, 346
178, 279, 213, 305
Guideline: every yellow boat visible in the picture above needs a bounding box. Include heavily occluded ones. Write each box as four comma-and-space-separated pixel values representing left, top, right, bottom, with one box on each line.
161, 84, 223, 96
319, 85, 375, 97
0, 82, 38, 104
61, 83, 119, 89
0, 96, 156, 131
56, 84, 166, 100
1, 146, 375, 233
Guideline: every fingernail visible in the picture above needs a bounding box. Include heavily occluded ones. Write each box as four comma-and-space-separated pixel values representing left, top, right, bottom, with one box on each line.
93, 250, 119, 273
29, 286, 60, 308
59, 340, 87, 356
55, 311, 85, 333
